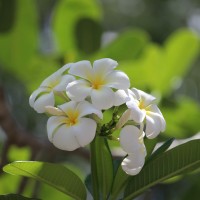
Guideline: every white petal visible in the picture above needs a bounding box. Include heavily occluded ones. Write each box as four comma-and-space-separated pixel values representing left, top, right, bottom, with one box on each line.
40, 71, 61, 88
51, 125, 81, 151
114, 89, 131, 106
127, 101, 146, 123
145, 112, 165, 139
91, 87, 114, 110
69, 60, 93, 80
47, 116, 66, 142
77, 101, 103, 119
121, 152, 146, 175
56, 63, 71, 74
54, 74, 75, 91
120, 125, 144, 154
93, 58, 118, 77
29, 87, 48, 107
51, 118, 97, 151
66, 79, 91, 101
58, 101, 77, 114
132, 88, 156, 107
73, 118, 97, 147
33, 92, 55, 113
105, 71, 130, 89
147, 105, 166, 131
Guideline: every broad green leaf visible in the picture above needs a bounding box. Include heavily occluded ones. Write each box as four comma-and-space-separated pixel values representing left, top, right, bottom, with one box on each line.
110, 164, 129, 200
93, 29, 150, 61
146, 138, 174, 163
84, 174, 93, 196
144, 137, 158, 160
91, 136, 114, 200
123, 139, 200, 200
0, 194, 40, 200
52, 0, 101, 55
3, 161, 87, 200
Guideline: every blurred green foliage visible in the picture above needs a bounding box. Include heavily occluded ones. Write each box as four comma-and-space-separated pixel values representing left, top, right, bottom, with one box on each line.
0, 0, 200, 199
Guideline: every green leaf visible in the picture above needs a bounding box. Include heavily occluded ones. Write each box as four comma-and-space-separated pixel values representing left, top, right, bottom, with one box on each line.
162, 97, 200, 138
0, 194, 40, 200
52, 0, 101, 55
146, 138, 174, 163
3, 161, 86, 200
75, 18, 102, 54
84, 174, 93, 196
0, 0, 38, 71
144, 137, 158, 160
91, 136, 114, 200
110, 164, 129, 200
0, 0, 16, 32
123, 139, 200, 200
93, 29, 150, 61
120, 29, 200, 95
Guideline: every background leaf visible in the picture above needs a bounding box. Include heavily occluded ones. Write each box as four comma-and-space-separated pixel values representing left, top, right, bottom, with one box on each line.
162, 97, 200, 138
3, 161, 86, 200
123, 139, 200, 200
119, 29, 200, 96
52, 0, 101, 55
93, 29, 150, 61
0, 194, 40, 200
0, 0, 38, 72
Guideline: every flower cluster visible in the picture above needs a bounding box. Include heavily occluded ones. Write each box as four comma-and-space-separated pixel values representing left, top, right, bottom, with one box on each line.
29, 58, 166, 176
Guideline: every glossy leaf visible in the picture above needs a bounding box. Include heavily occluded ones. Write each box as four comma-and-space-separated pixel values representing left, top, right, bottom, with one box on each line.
110, 164, 129, 200
146, 138, 174, 163
3, 161, 86, 200
123, 139, 200, 200
144, 137, 158, 160
0, 194, 40, 200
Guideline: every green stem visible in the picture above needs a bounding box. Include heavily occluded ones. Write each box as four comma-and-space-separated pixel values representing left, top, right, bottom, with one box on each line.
90, 138, 99, 200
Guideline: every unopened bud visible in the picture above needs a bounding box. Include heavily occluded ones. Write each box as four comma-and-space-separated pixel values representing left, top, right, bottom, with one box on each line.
116, 109, 131, 129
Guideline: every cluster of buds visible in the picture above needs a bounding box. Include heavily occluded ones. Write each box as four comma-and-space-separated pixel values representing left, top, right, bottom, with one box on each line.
29, 58, 166, 175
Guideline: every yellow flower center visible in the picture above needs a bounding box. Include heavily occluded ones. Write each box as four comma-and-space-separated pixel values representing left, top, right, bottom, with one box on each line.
65, 110, 79, 126
138, 100, 145, 110
91, 77, 105, 90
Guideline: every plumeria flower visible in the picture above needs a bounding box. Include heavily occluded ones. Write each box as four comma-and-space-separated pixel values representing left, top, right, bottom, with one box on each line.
46, 101, 103, 151
66, 58, 130, 110
115, 88, 166, 139
120, 125, 146, 175
29, 64, 75, 113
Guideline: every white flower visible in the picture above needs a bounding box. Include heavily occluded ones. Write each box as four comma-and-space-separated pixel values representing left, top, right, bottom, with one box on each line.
120, 125, 146, 175
47, 101, 103, 151
29, 64, 75, 113
115, 88, 166, 139
66, 58, 130, 110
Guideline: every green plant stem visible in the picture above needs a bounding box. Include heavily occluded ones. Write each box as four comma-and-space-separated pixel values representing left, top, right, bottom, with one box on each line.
90, 138, 99, 200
